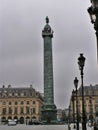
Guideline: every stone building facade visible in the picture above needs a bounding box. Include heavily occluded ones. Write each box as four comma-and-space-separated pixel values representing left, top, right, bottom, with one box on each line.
70, 84, 98, 122
0, 85, 43, 123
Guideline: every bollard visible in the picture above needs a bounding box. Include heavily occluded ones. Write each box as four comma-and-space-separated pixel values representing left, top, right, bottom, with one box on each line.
94, 126, 96, 130
73, 124, 76, 129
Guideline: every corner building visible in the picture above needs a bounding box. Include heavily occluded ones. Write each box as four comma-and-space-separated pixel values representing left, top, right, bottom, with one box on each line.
70, 84, 98, 122
0, 85, 43, 124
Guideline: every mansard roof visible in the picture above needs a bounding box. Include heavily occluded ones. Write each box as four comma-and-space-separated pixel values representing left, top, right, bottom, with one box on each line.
0, 85, 43, 100
78, 84, 98, 90
78, 84, 98, 96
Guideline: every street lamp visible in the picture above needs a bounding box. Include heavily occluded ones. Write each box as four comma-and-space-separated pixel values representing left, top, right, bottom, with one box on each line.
68, 105, 71, 130
72, 89, 75, 128
87, 0, 98, 63
74, 77, 79, 130
78, 53, 86, 130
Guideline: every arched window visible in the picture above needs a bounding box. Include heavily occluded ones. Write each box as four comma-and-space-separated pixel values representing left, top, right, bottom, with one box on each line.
14, 116, 18, 120
1, 117, 6, 122
20, 117, 24, 124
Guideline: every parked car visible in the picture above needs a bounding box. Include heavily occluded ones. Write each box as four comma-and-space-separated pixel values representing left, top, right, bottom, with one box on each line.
8, 119, 17, 126
88, 120, 92, 127
29, 120, 44, 125
94, 117, 98, 129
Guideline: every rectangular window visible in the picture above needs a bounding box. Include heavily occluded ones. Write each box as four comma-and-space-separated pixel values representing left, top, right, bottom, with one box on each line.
8, 107, 12, 114
33, 101, 36, 104
21, 101, 24, 105
32, 108, 36, 114
20, 107, 24, 114
2, 101, 6, 105
15, 101, 18, 105
9, 101, 11, 105
27, 101, 29, 105
89, 107, 93, 113
95, 99, 98, 103
14, 107, 18, 114
2, 108, 6, 115
26, 107, 29, 114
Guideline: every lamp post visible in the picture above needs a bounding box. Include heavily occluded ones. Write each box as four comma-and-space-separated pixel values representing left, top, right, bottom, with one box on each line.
72, 89, 75, 128
78, 53, 86, 130
68, 105, 71, 130
87, 0, 98, 63
74, 77, 79, 130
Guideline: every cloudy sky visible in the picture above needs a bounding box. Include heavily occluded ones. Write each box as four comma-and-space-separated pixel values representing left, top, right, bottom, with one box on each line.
0, 0, 98, 109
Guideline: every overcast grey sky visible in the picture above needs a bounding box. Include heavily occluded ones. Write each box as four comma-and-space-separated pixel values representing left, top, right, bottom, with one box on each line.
0, 0, 98, 109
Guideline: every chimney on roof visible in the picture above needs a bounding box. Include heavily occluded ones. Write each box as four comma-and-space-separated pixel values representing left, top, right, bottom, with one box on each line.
30, 84, 33, 88
2, 85, 5, 88
8, 85, 11, 88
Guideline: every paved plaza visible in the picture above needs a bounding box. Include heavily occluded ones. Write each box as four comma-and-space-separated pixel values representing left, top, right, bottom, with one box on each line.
0, 124, 66, 130
0, 124, 94, 130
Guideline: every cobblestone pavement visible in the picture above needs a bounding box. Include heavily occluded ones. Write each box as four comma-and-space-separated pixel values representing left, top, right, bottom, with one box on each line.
0, 124, 94, 130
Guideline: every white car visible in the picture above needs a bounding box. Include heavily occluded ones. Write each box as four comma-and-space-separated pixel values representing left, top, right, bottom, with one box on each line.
8, 119, 17, 126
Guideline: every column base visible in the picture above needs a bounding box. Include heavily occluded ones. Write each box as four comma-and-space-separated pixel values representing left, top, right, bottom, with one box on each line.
41, 104, 57, 124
